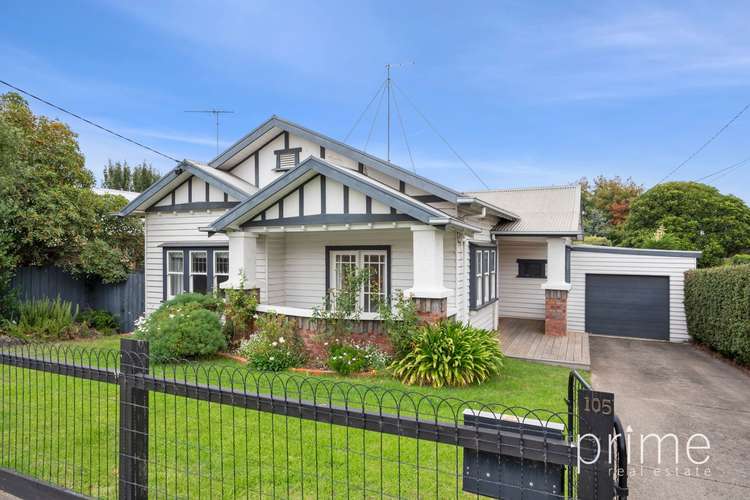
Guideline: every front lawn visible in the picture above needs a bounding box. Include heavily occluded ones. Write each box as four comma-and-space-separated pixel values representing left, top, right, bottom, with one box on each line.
0, 334, 581, 498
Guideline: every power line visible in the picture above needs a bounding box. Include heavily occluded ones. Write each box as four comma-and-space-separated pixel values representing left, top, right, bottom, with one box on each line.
657, 102, 750, 184
392, 80, 489, 189
391, 90, 417, 173
696, 155, 750, 182
0, 79, 180, 163
343, 80, 386, 143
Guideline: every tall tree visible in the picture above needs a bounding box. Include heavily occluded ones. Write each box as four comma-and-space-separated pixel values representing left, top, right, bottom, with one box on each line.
580, 176, 643, 237
0, 92, 144, 294
102, 160, 160, 192
620, 182, 750, 267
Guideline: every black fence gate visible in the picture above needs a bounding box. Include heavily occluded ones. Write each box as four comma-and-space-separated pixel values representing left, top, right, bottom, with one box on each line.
0, 339, 627, 499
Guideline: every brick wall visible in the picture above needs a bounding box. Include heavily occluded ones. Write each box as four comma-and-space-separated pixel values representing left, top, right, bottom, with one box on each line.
544, 289, 568, 336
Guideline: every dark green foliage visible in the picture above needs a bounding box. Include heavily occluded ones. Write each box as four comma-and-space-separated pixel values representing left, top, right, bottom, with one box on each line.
0, 92, 145, 293
725, 254, 750, 266
328, 344, 370, 375
135, 301, 225, 361
618, 182, 750, 267
164, 292, 224, 312
390, 321, 504, 387
237, 312, 305, 371
685, 266, 750, 366
223, 287, 257, 338
103, 160, 160, 192
8, 297, 90, 340
378, 290, 419, 358
313, 267, 371, 340
76, 308, 119, 335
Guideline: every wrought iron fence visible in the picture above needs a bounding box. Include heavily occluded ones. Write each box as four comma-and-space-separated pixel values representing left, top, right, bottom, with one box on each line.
0, 339, 625, 499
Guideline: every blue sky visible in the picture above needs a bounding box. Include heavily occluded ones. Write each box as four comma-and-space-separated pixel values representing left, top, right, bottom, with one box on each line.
2, 1, 750, 200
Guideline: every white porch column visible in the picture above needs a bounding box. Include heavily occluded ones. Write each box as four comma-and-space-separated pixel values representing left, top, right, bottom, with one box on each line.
541, 237, 571, 291
221, 231, 258, 289
406, 226, 451, 298
406, 225, 451, 324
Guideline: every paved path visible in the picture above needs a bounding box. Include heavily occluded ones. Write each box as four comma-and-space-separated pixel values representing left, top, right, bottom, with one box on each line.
590, 336, 750, 499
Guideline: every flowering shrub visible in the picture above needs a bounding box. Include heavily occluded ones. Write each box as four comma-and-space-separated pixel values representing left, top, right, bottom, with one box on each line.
327, 344, 369, 375
237, 312, 305, 371
134, 300, 225, 361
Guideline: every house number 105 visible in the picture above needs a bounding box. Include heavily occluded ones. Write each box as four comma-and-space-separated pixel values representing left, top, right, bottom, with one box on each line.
582, 394, 613, 415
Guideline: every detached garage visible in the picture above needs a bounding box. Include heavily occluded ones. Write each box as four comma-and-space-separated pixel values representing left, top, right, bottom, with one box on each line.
567, 245, 701, 342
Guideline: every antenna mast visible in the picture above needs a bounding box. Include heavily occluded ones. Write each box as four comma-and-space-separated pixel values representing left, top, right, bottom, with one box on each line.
184, 109, 235, 155
386, 64, 391, 161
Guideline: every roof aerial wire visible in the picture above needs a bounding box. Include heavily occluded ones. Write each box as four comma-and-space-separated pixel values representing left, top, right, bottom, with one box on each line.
392, 80, 489, 189
344, 80, 387, 143
364, 83, 387, 152
391, 90, 417, 173
695, 155, 750, 182
0, 78, 180, 163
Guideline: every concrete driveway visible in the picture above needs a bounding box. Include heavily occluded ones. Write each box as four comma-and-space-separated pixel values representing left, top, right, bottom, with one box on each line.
590, 336, 750, 499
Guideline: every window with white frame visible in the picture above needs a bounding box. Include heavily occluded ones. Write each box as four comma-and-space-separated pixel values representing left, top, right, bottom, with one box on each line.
328, 247, 389, 313
190, 251, 208, 293
470, 244, 497, 309
166, 251, 184, 299
214, 251, 229, 290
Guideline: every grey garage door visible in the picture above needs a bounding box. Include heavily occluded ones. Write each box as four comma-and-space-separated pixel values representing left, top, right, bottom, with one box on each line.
585, 274, 669, 340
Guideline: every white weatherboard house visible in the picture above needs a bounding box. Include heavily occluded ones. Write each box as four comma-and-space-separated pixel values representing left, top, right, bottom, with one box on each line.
118, 116, 700, 342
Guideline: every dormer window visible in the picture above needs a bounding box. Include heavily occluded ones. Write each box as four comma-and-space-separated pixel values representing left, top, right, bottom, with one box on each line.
274, 147, 302, 171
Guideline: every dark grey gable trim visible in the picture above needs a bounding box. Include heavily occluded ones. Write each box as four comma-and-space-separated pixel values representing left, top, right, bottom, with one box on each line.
412, 195, 444, 203
209, 157, 442, 232
205, 181, 210, 202
320, 176, 326, 214
117, 169, 181, 216
147, 202, 240, 213
343, 186, 349, 214
568, 245, 702, 259
243, 213, 414, 228
188, 178, 192, 202
254, 153, 260, 187
210, 116, 460, 203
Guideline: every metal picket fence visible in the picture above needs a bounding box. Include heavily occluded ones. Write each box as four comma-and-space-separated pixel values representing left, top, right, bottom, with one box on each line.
0, 339, 627, 499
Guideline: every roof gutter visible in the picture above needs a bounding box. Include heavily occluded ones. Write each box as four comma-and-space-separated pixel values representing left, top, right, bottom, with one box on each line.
456, 196, 519, 220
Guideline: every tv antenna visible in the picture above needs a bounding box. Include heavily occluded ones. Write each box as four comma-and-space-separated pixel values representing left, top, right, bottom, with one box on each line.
184, 109, 235, 155
385, 62, 414, 161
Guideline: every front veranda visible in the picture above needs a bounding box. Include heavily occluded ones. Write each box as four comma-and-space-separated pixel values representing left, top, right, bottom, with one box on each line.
220, 223, 459, 352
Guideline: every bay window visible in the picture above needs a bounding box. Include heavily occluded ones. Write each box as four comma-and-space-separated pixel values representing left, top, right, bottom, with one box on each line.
162, 246, 228, 301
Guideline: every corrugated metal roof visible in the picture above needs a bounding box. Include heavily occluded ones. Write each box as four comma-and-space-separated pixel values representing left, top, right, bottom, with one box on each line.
466, 184, 582, 235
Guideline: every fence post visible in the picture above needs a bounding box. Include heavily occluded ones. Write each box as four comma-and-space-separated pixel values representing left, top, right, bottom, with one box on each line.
119, 339, 149, 499
577, 389, 616, 500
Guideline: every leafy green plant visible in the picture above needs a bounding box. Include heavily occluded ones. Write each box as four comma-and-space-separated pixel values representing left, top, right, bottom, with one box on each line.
313, 267, 371, 341
224, 283, 258, 339
164, 292, 224, 312
685, 265, 750, 366
377, 290, 419, 358
9, 297, 82, 340
327, 343, 370, 375
237, 312, 305, 371
390, 321, 504, 388
76, 308, 119, 335
724, 253, 750, 266
134, 302, 225, 361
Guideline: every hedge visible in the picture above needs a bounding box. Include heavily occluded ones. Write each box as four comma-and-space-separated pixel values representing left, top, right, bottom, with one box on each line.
684, 265, 750, 365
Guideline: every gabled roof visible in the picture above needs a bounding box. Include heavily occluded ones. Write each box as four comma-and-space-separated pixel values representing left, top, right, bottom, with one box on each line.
116, 160, 257, 216
205, 156, 481, 233
467, 184, 583, 237
208, 115, 463, 203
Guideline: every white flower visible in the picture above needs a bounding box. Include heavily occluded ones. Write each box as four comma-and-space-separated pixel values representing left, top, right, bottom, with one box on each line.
269, 356, 275, 361
271, 341, 278, 347
324, 342, 328, 346
278, 337, 285, 344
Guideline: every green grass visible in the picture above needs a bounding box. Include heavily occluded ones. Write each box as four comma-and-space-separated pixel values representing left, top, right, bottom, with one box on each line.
0, 335, 581, 498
